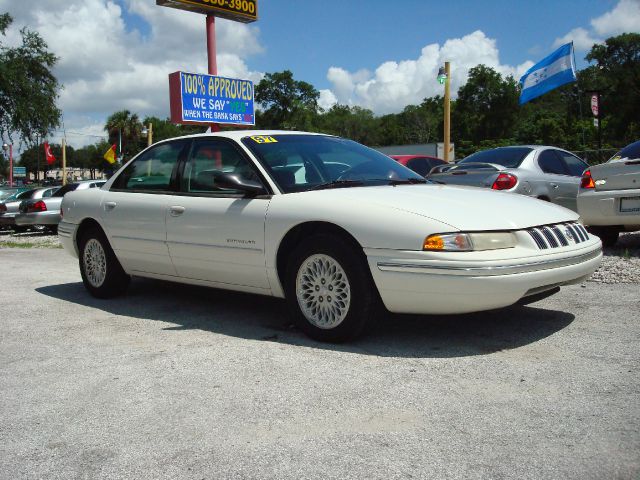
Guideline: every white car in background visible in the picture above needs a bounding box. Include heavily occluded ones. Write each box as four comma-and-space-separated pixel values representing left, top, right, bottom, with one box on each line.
59, 131, 602, 342
578, 140, 640, 247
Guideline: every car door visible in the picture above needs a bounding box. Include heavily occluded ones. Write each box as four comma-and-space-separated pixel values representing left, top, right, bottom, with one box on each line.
536, 149, 576, 210
165, 138, 272, 291
101, 140, 189, 276
555, 150, 589, 211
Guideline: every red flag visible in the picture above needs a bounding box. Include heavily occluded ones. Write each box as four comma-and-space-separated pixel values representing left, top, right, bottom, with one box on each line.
44, 142, 56, 165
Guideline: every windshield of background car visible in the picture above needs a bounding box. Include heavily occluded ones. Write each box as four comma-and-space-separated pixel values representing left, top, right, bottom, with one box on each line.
241, 134, 424, 193
609, 140, 640, 162
459, 147, 533, 168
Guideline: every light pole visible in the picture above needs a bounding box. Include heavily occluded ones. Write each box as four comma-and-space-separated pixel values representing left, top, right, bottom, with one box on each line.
2, 143, 13, 187
437, 62, 451, 162
141, 123, 153, 147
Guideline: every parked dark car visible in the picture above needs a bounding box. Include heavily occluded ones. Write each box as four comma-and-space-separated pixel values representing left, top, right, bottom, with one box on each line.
390, 155, 447, 177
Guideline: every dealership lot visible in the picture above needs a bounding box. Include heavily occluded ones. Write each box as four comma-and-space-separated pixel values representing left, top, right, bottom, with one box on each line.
0, 247, 638, 479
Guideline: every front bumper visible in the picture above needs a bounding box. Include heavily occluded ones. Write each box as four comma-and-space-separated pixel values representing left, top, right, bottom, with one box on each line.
15, 211, 61, 226
578, 187, 640, 228
366, 240, 602, 315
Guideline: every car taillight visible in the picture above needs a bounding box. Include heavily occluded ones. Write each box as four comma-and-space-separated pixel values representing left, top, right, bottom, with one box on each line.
28, 200, 47, 213
0, 203, 6, 213
580, 169, 595, 189
491, 173, 518, 190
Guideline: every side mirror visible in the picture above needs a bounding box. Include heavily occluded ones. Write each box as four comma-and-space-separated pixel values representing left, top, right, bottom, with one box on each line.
213, 172, 265, 196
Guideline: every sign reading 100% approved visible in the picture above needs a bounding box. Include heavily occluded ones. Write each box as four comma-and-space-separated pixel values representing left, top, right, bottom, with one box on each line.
169, 71, 255, 126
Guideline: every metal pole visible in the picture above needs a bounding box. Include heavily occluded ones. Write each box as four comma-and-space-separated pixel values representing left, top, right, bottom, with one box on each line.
148, 122, 153, 147
8, 144, 13, 187
62, 137, 67, 186
206, 15, 221, 133
36, 134, 40, 183
597, 92, 602, 152
444, 61, 451, 162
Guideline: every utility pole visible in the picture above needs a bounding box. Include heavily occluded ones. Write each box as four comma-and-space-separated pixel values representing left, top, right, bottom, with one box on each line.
36, 133, 40, 183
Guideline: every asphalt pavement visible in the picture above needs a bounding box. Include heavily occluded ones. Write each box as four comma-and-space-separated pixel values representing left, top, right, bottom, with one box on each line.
0, 248, 638, 480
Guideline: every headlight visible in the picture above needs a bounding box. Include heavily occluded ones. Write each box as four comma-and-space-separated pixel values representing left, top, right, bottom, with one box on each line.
423, 232, 517, 251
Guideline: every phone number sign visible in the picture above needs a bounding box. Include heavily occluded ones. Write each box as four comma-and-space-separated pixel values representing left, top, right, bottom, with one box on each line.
169, 71, 255, 126
156, 0, 257, 23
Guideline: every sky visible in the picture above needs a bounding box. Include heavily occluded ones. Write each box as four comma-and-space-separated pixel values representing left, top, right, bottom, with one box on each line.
0, 0, 638, 149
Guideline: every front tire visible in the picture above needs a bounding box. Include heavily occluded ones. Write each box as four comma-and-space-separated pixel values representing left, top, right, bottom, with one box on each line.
285, 234, 379, 342
79, 226, 130, 298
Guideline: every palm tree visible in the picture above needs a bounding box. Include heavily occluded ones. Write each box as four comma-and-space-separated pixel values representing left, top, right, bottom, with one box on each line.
104, 110, 142, 163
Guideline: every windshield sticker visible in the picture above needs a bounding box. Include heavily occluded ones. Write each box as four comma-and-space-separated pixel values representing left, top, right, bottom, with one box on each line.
250, 135, 278, 144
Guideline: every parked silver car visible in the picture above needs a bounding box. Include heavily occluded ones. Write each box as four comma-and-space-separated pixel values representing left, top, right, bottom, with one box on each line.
0, 187, 59, 232
16, 180, 105, 233
577, 140, 640, 247
428, 146, 589, 211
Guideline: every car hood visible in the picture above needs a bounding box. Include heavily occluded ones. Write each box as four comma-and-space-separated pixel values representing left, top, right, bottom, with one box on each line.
305, 184, 578, 231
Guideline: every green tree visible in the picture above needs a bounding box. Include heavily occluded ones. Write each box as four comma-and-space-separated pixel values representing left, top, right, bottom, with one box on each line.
584, 33, 640, 144
0, 13, 61, 146
453, 65, 519, 145
255, 70, 320, 129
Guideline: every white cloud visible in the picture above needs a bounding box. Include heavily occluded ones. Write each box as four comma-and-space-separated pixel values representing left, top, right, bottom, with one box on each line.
554, 0, 640, 51
592, 0, 640, 36
0, 0, 265, 148
323, 31, 530, 115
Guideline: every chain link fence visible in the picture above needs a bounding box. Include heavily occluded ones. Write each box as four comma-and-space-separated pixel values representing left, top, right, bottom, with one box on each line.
572, 148, 618, 166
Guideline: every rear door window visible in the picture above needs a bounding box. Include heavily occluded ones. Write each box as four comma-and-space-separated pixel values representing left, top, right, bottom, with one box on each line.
112, 141, 188, 192
538, 150, 568, 175
407, 158, 430, 177
557, 151, 588, 177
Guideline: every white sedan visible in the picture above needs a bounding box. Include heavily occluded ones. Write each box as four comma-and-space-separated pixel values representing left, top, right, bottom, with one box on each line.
59, 131, 602, 342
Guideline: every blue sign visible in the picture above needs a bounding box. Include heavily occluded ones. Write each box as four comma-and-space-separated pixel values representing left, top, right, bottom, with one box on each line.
13, 166, 26, 178
169, 71, 255, 126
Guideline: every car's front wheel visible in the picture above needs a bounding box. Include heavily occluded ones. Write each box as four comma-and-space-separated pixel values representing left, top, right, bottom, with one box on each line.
285, 234, 379, 342
79, 226, 130, 298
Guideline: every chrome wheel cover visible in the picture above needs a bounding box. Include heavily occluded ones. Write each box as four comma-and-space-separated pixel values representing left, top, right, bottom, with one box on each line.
296, 254, 351, 329
84, 238, 107, 288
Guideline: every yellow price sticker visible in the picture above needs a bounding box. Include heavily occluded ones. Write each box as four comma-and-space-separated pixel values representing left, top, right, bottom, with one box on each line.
250, 135, 278, 144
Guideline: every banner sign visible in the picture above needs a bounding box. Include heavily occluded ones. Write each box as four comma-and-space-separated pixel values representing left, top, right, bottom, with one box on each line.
156, 0, 257, 23
13, 166, 26, 178
169, 71, 255, 126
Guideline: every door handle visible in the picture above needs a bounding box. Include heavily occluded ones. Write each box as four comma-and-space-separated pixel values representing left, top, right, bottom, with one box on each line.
104, 201, 117, 211
550, 183, 559, 189
169, 206, 186, 216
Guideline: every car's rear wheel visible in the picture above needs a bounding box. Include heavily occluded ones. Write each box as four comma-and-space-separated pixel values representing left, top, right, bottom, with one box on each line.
588, 226, 619, 248
11, 226, 27, 233
285, 234, 379, 342
79, 226, 130, 298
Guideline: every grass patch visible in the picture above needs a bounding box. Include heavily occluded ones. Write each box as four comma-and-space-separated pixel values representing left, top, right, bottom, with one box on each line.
0, 242, 62, 249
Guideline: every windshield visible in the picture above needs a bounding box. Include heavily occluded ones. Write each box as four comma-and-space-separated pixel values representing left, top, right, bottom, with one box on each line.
242, 134, 424, 193
459, 147, 533, 168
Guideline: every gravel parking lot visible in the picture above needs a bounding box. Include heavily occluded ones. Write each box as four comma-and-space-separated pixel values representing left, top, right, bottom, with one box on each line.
0, 234, 638, 479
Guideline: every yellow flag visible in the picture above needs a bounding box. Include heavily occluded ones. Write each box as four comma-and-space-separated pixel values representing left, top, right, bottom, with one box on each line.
103, 144, 117, 164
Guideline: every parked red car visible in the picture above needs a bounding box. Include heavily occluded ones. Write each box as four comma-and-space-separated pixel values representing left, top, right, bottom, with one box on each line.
390, 155, 447, 177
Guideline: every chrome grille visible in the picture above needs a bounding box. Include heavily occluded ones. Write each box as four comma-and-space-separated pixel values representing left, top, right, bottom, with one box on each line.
526, 222, 589, 249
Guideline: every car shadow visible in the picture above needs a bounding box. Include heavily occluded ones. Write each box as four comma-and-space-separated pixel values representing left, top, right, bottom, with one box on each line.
36, 278, 575, 359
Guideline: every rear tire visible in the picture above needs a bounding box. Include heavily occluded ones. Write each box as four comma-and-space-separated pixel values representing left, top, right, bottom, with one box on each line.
11, 226, 27, 233
79, 226, 130, 298
588, 226, 619, 248
285, 234, 379, 343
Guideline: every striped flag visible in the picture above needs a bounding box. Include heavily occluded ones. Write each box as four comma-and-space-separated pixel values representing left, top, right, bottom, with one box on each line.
519, 42, 577, 105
